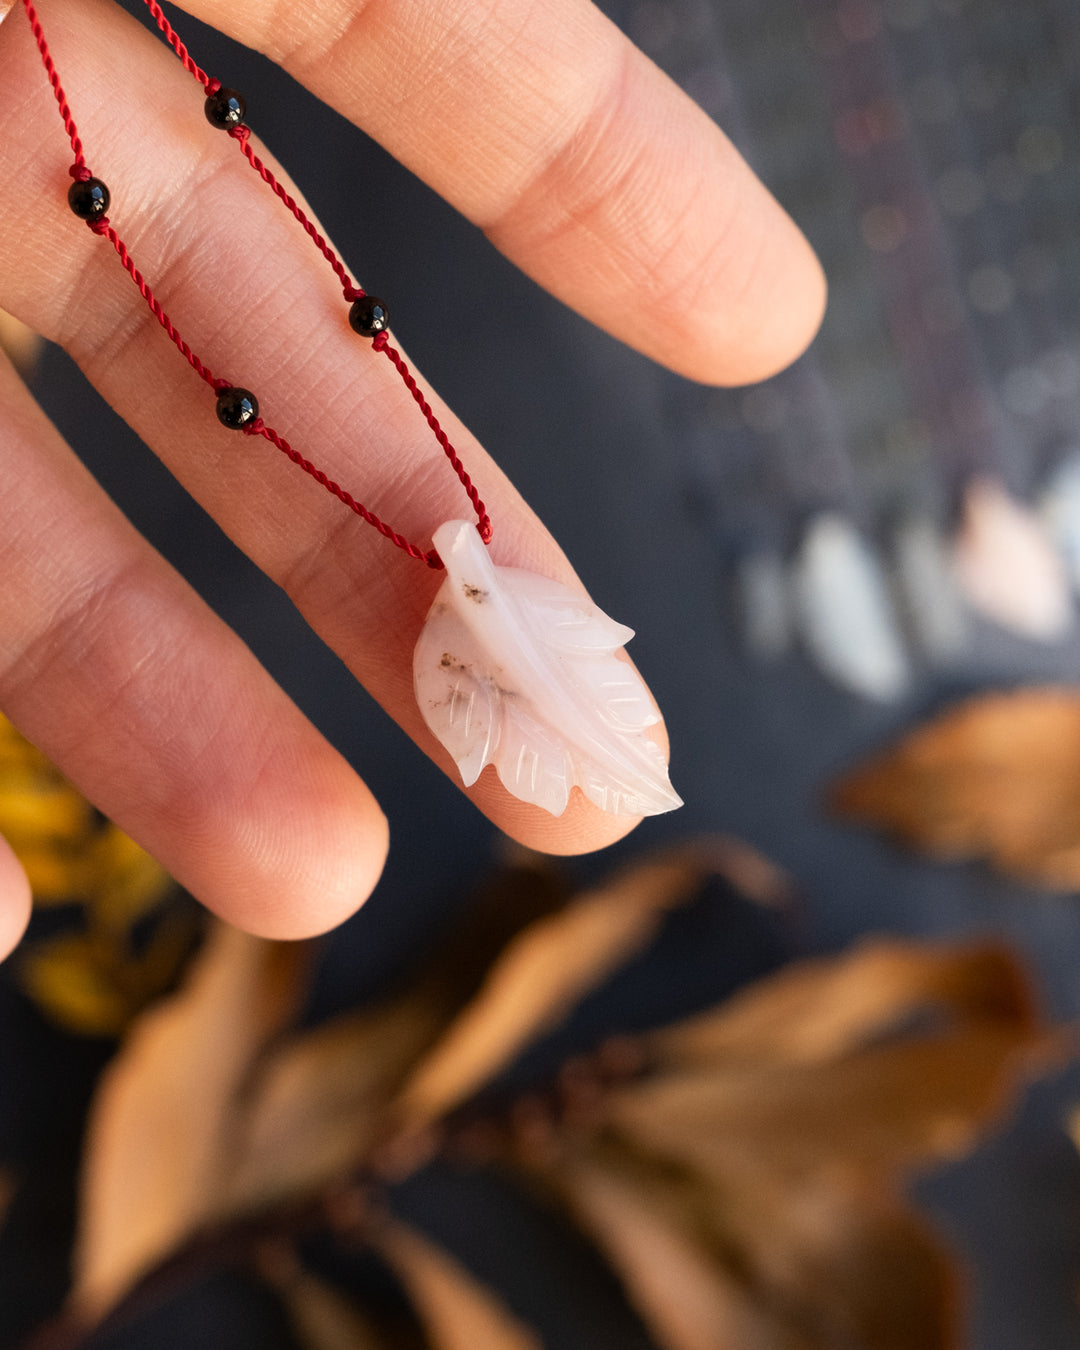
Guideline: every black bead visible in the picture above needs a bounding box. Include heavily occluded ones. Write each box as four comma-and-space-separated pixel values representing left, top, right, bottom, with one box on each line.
348, 295, 390, 338
215, 387, 259, 429
67, 177, 110, 220
204, 87, 246, 129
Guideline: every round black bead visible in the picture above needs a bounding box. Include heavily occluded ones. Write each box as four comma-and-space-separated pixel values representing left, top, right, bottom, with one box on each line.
348, 295, 389, 338
67, 177, 110, 220
215, 387, 259, 429
204, 87, 246, 129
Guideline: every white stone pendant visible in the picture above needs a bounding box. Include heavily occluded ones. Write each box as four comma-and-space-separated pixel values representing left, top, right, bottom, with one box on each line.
414, 521, 682, 817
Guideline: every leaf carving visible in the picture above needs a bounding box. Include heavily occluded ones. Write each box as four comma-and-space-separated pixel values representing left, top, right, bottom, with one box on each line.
414, 521, 682, 817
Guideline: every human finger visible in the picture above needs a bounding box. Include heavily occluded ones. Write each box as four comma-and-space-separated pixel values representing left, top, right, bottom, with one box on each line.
172, 0, 826, 385
0, 351, 389, 940
0, 836, 32, 962
0, 0, 649, 858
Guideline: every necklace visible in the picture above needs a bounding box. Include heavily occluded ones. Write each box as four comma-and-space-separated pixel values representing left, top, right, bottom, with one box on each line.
19, 0, 681, 818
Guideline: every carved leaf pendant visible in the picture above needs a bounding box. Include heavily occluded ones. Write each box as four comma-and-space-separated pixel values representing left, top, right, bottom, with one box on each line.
414, 521, 683, 818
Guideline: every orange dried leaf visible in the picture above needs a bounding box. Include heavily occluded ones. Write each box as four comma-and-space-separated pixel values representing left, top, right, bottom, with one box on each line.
259, 1245, 403, 1350
377, 1222, 542, 1350
611, 942, 1050, 1185
703, 834, 797, 909
555, 1153, 811, 1350
393, 849, 712, 1129
830, 688, 1080, 887
708, 1168, 958, 1350
611, 1021, 1044, 1186
223, 996, 448, 1214
643, 939, 1034, 1069
72, 922, 309, 1321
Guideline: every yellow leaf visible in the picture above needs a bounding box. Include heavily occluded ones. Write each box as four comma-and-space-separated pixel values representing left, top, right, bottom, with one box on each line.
377, 1221, 542, 1350
0, 783, 92, 848
394, 848, 714, 1129
71, 921, 309, 1321
19, 933, 135, 1038
85, 827, 172, 931
0, 713, 171, 915
830, 687, 1080, 888
18, 846, 90, 904
18, 907, 197, 1037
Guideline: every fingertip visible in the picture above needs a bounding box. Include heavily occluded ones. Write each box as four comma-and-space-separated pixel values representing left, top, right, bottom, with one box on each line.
0, 839, 33, 962
467, 770, 647, 858
690, 222, 828, 388
192, 765, 391, 944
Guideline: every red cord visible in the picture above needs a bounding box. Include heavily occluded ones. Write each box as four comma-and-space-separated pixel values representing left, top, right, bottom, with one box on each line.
21, 0, 492, 564
141, 0, 213, 91
230, 128, 362, 303
97, 220, 225, 393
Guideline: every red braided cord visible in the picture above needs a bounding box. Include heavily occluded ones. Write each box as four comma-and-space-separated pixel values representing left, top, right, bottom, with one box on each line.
231, 129, 360, 301
243, 420, 441, 567
21, 0, 87, 175
21, 0, 493, 567
138, 0, 491, 553
141, 0, 213, 89
374, 335, 493, 543
93, 220, 223, 392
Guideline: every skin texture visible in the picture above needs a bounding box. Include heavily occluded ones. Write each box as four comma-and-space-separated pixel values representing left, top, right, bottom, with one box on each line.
0, 0, 825, 957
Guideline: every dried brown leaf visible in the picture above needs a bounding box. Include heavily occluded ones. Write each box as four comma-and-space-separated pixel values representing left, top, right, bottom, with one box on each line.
707, 834, 797, 909
538, 939, 1049, 1350
712, 1167, 957, 1350
376, 1221, 542, 1350
1069, 1108, 1080, 1157
643, 939, 1035, 1069
553, 1151, 812, 1350
393, 848, 713, 1129
830, 687, 1080, 887
611, 1014, 1047, 1183
258, 1244, 405, 1350
222, 996, 450, 1214
541, 1129, 961, 1350
72, 922, 309, 1321
220, 859, 574, 1210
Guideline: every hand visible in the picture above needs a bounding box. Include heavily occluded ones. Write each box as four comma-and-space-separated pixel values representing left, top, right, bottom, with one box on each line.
0, 0, 824, 958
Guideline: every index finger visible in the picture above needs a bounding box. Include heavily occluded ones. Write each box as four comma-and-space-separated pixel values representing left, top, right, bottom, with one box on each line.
174, 0, 826, 385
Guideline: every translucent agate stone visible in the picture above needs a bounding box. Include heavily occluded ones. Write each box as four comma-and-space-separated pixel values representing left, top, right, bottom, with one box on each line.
414, 521, 682, 818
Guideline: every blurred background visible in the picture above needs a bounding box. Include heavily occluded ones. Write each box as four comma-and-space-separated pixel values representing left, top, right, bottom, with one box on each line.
4, 0, 1080, 1346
